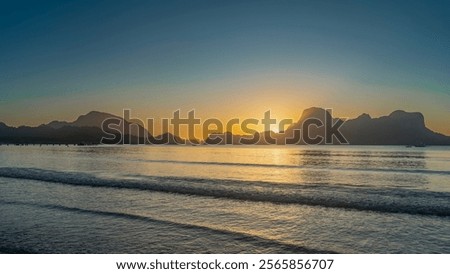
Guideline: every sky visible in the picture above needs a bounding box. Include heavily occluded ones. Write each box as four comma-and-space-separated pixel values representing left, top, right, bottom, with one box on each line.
0, 0, 449, 136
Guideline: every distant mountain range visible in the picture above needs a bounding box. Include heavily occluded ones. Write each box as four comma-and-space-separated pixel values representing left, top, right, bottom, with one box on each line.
0, 111, 148, 145
0, 108, 449, 145
288, 107, 450, 145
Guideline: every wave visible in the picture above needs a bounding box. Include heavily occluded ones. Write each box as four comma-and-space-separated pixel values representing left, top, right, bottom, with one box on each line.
0, 167, 449, 217
124, 158, 450, 176
294, 150, 429, 159
0, 200, 334, 254
0, 246, 31, 254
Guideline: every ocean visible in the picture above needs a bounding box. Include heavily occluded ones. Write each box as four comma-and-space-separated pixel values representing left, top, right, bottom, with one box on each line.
0, 145, 449, 253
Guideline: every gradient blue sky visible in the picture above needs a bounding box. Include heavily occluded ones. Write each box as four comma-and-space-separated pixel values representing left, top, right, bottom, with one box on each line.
0, 0, 449, 134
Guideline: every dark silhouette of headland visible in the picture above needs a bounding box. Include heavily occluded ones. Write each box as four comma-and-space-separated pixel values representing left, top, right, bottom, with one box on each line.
0, 108, 449, 146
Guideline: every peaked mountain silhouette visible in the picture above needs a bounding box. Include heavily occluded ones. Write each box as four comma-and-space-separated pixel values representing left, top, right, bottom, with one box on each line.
46, 111, 149, 137
207, 107, 450, 145
0, 108, 449, 145
281, 107, 450, 145
341, 109, 450, 145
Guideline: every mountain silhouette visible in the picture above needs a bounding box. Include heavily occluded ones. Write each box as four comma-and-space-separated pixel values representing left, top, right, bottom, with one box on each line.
0, 123, 104, 145
205, 107, 450, 145
341, 110, 450, 145
45, 111, 149, 138
0, 108, 449, 145
0, 111, 150, 145
281, 107, 339, 144
280, 107, 450, 145
46, 111, 117, 129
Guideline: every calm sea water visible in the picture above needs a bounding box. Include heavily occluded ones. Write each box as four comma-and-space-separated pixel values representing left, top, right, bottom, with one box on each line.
0, 145, 449, 253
